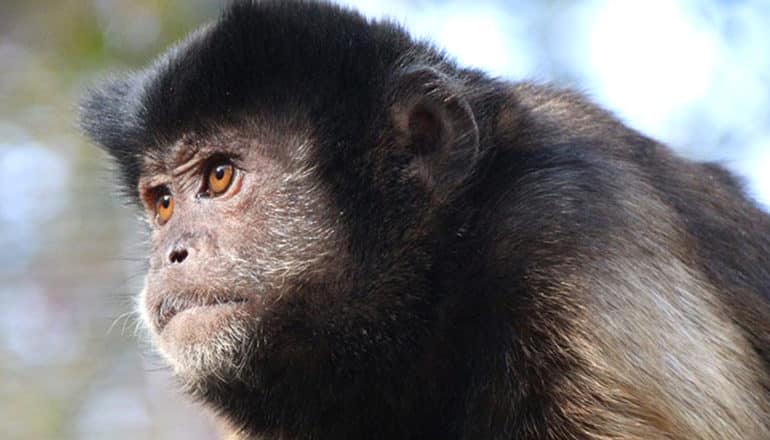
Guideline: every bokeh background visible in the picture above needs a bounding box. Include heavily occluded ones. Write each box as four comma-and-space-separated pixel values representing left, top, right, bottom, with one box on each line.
1, 1, 768, 439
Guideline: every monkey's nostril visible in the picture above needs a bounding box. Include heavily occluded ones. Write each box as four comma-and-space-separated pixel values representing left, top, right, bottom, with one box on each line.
169, 248, 189, 264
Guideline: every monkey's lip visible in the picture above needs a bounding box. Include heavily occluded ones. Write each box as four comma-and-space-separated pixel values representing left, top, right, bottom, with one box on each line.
156, 296, 249, 332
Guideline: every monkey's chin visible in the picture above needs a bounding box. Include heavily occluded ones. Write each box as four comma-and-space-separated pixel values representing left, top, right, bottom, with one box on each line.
153, 303, 256, 382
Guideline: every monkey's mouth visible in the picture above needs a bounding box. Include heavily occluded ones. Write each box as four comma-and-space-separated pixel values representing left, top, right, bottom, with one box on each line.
156, 295, 249, 332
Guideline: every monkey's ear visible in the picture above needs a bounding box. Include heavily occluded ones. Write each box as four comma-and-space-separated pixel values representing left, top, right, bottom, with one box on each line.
389, 67, 480, 199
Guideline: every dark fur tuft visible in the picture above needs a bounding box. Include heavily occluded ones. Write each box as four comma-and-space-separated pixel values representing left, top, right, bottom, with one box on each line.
80, 0, 430, 194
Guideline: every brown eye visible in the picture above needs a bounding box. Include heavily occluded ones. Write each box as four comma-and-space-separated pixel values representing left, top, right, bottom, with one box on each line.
155, 193, 174, 225
207, 162, 234, 195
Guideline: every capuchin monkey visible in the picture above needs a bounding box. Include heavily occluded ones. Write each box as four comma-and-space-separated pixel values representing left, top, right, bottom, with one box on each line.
80, 1, 770, 439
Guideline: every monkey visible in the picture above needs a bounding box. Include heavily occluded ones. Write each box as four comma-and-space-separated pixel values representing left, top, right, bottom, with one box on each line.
79, 1, 770, 439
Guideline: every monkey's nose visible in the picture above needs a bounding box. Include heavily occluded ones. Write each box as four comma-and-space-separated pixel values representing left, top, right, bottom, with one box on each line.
168, 246, 189, 264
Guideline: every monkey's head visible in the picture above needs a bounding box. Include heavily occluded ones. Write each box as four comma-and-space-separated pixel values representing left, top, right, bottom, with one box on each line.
80, 1, 481, 424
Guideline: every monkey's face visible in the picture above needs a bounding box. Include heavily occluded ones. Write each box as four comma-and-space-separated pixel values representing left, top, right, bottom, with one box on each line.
137, 126, 351, 385
117, 65, 480, 412
133, 97, 477, 406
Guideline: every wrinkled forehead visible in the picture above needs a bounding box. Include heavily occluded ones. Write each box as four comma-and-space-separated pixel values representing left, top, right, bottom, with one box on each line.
139, 116, 321, 179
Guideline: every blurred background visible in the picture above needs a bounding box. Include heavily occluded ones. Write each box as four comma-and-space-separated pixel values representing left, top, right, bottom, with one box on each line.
1, 0, 768, 438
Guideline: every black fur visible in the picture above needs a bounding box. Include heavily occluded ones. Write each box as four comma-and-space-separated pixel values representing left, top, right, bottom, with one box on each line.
81, 1, 770, 438
80, 1, 426, 193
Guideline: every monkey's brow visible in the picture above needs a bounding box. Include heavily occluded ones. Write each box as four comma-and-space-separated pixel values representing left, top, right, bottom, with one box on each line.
137, 143, 200, 182
169, 141, 203, 167
171, 155, 206, 177
156, 142, 213, 177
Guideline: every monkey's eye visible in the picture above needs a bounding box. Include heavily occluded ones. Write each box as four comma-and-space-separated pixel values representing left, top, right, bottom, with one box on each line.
205, 160, 235, 196
155, 192, 174, 225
